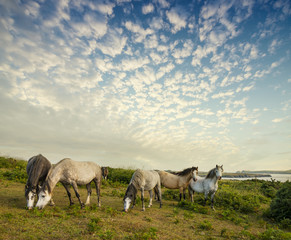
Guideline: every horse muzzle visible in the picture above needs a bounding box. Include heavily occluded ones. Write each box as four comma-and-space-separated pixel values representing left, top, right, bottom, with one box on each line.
218, 176, 222, 180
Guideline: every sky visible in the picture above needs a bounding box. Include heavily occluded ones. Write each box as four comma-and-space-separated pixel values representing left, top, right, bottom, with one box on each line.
0, 0, 290, 172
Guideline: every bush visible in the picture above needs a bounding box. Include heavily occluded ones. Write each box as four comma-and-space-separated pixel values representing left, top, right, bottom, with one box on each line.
258, 228, 291, 240
269, 181, 291, 222
0, 156, 27, 170
216, 190, 261, 214
108, 168, 134, 184
260, 180, 281, 198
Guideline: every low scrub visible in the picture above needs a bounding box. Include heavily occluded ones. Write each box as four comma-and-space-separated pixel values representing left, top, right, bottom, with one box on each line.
268, 181, 291, 222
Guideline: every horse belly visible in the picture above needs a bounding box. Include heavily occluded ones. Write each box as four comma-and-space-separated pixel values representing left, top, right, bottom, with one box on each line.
191, 180, 204, 193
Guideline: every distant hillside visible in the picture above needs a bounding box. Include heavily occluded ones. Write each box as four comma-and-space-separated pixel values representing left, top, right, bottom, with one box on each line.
238, 170, 291, 174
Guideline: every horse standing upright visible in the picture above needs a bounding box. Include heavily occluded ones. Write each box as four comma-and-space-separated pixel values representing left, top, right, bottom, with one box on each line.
188, 165, 223, 210
158, 167, 198, 201
25, 154, 54, 209
36, 158, 102, 209
123, 169, 162, 212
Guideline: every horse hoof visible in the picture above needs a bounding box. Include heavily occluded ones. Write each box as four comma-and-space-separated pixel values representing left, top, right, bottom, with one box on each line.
142, 208, 145, 211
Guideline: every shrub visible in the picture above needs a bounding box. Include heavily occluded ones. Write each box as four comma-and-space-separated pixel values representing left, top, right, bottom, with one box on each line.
87, 217, 102, 233
216, 190, 261, 213
108, 168, 134, 184
258, 228, 291, 240
198, 220, 213, 230
268, 181, 291, 222
0, 156, 27, 169
260, 180, 281, 198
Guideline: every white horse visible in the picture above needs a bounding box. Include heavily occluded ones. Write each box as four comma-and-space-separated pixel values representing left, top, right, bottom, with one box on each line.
188, 165, 223, 210
36, 158, 102, 209
123, 169, 162, 212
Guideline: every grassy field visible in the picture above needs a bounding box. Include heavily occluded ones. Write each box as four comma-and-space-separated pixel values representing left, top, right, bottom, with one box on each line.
0, 157, 290, 240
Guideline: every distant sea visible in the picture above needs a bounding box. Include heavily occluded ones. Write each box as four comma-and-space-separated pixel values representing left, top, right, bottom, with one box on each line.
223, 174, 291, 182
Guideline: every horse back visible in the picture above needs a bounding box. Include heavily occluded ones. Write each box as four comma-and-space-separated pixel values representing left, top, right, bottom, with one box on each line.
132, 169, 160, 191
57, 158, 102, 184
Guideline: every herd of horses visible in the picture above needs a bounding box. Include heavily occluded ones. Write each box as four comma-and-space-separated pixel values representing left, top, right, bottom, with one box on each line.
25, 154, 224, 212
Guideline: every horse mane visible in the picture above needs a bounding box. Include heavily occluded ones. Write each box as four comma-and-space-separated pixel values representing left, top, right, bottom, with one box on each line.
123, 183, 137, 201
205, 168, 216, 179
27, 154, 51, 187
174, 167, 194, 176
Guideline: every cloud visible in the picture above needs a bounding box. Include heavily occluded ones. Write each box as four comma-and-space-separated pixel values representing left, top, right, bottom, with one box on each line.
124, 21, 154, 42
166, 8, 187, 33
142, 3, 154, 14
96, 28, 128, 57
272, 118, 284, 123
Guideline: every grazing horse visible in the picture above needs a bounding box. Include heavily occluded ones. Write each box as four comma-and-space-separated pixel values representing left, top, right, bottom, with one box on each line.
188, 165, 223, 210
36, 158, 102, 209
158, 167, 198, 201
123, 169, 162, 212
101, 167, 109, 180
25, 154, 54, 209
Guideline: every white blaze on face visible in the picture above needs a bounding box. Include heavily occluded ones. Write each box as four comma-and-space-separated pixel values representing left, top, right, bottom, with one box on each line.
27, 191, 35, 209
36, 190, 51, 209
216, 167, 223, 180
124, 197, 132, 212
193, 170, 198, 182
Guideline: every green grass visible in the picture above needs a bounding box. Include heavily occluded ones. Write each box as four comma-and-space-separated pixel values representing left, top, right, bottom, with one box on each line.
0, 157, 290, 239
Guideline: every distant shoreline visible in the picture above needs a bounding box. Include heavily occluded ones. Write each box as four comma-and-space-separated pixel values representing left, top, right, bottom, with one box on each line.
199, 172, 273, 178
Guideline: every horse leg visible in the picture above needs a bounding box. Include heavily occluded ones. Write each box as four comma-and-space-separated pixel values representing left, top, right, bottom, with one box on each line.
179, 187, 183, 201
158, 186, 162, 208
204, 192, 209, 206
93, 178, 101, 207
62, 183, 74, 205
85, 183, 92, 205
188, 185, 194, 202
210, 192, 216, 211
141, 188, 145, 211
183, 188, 186, 200
148, 190, 153, 208
71, 182, 84, 208
153, 186, 158, 201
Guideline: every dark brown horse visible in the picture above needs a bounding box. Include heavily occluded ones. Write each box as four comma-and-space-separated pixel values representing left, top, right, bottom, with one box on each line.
25, 154, 54, 209
101, 167, 109, 180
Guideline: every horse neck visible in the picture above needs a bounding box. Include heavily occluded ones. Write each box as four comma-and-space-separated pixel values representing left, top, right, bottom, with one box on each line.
183, 172, 193, 183
46, 165, 62, 193
208, 175, 219, 185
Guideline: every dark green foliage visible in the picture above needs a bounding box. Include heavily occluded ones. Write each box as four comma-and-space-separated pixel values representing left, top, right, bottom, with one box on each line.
87, 217, 102, 233
177, 200, 209, 214
107, 167, 135, 184
260, 180, 281, 198
0, 156, 28, 183
269, 181, 291, 222
215, 190, 261, 213
198, 220, 213, 230
0, 156, 27, 169
258, 228, 291, 240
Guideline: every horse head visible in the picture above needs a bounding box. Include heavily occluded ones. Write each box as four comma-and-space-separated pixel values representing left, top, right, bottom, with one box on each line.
215, 165, 223, 180
35, 183, 52, 209
192, 166, 198, 182
123, 184, 137, 212
25, 184, 37, 210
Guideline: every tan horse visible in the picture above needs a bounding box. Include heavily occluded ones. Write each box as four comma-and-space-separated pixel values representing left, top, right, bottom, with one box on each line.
158, 167, 198, 201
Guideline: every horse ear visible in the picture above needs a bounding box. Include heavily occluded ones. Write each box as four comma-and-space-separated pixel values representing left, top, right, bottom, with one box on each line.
216, 164, 218, 168
221, 165, 224, 171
